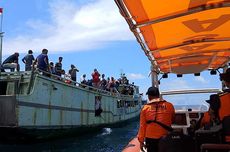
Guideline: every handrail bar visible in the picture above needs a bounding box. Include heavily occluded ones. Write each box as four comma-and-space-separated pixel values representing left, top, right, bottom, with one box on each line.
161, 88, 221, 95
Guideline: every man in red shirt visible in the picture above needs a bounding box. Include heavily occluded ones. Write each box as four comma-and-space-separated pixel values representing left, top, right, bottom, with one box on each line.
92, 69, 100, 88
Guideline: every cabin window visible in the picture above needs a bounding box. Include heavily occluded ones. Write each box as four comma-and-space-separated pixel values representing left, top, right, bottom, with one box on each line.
117, 100, 126, 108
173, 113, 187, 126
0, 81, 16, 95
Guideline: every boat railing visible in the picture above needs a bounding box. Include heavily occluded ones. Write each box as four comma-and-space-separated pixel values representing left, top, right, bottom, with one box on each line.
33, 69, 135, 99
0, 71, 32, 77
0, 69, 138, 100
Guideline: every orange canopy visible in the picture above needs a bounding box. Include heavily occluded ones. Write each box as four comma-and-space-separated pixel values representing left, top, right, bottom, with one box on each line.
115, 0, 230, 74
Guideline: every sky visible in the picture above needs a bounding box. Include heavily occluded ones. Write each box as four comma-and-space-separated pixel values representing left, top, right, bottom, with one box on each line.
0, 0, 222, 104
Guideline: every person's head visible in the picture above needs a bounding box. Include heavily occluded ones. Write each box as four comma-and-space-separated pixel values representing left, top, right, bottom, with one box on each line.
14, 52, 19, 57
206, 94, 220, 113
59, 57, 63, 62
28, 50, 33, 54
102, 74, 105, 78
50, 61, 54, 66
42, 48, 48, 54
83, 74, 86, 78
71, 64, 75, 69
94, 68, 97, 72
146, 86, 160, 100
220, 68, 230, 88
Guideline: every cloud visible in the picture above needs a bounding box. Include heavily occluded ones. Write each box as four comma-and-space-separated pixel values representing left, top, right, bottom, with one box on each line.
194, 76, 208, 84
3, 0, 134, 55
127, 73, 146, 80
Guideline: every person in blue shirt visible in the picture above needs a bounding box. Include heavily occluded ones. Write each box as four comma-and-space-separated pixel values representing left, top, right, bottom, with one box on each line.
22, 50, 35, 71
35, 49, 49, 74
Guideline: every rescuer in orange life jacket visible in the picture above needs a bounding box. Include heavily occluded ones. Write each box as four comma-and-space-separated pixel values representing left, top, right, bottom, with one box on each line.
137, 86, 175, 152
219, 67, 230, 143
199, 94, 221, 129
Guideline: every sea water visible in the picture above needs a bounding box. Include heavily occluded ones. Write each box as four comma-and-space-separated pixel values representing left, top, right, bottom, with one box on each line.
0, 120, 139, 152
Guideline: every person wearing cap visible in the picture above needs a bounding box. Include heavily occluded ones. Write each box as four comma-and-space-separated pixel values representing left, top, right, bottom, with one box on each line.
1, 52, 20, 72
218, 68, 230, 143
200, 94, 221, 129
220, 68, 230, 91
137, 86, 175, 152
219, 68, 230, 121
22, 50, 35, 71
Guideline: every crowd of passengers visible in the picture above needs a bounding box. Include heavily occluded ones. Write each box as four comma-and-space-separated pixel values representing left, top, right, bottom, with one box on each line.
0, 49, 135, 95
80, 69, 135, 95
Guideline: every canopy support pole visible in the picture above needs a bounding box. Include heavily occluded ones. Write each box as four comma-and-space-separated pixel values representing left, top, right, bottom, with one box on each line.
151, 64, 159, 88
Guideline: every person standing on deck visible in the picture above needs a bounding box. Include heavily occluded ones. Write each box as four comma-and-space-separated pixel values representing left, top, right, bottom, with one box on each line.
1, 52, 20, 72
35, 48, 49, 74
68, 64, 79, 82
92, 68, 100, 88
55, 57, 63, 77
138, 86, 175, 152
100, 74, 107, 90
22, 50, 35, 71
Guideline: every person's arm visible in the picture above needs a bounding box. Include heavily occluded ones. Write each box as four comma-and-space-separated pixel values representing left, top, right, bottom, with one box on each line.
44, 56, 48, 65
22, 56, 26, 63
137, 107, 147, 147
45, 56, 50, 71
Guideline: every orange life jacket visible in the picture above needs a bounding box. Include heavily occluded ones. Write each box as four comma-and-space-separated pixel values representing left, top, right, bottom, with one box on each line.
137, 100, 175, 143
200, 112, 211, 128
219, 92, 230, 121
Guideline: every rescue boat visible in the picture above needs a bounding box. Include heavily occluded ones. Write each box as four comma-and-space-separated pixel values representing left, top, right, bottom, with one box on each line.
115, 0, 230, 151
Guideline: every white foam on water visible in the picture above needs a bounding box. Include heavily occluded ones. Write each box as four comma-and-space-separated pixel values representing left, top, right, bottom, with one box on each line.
99, 128, 112, 136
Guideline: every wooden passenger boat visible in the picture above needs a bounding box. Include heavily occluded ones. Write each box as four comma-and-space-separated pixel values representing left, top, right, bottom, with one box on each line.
0, 70, 142, 140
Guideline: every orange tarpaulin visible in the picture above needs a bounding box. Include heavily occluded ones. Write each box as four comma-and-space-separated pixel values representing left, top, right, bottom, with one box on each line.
115, 0, 230, 74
